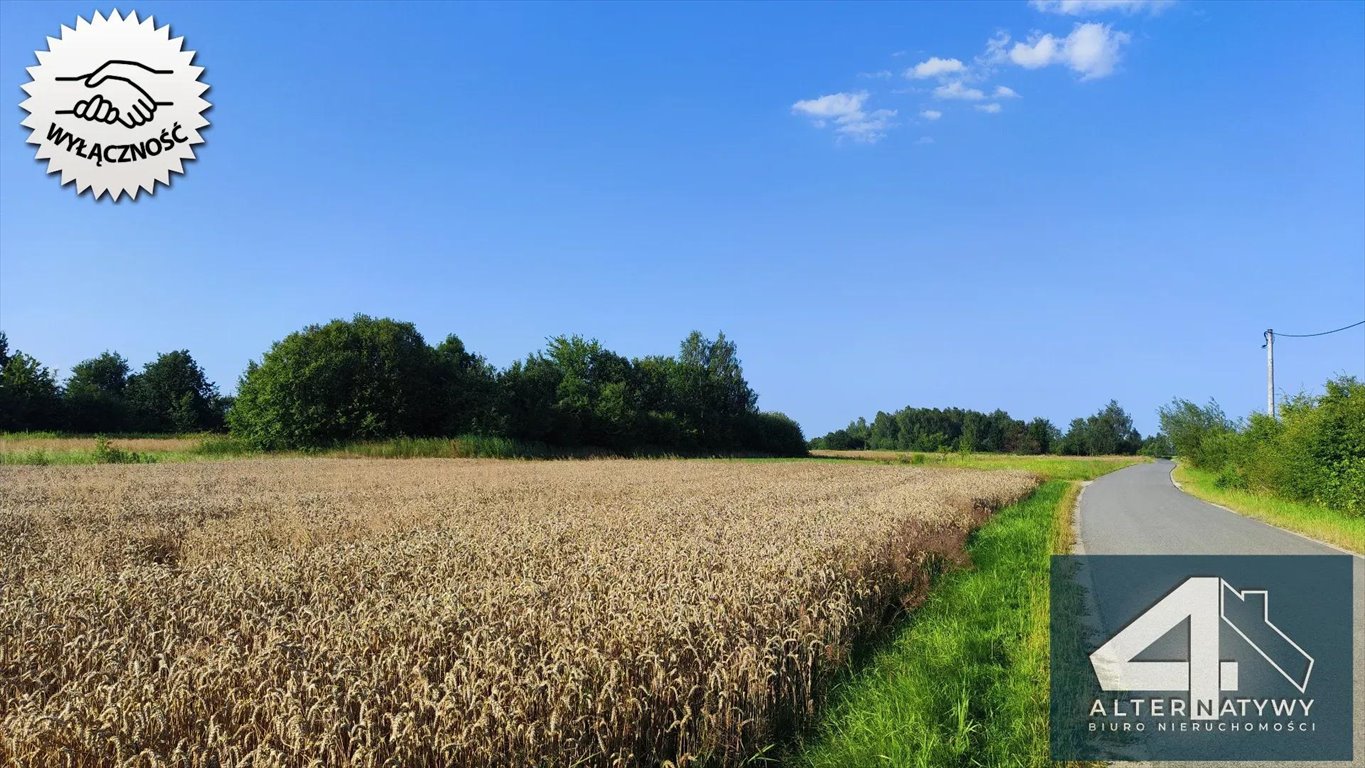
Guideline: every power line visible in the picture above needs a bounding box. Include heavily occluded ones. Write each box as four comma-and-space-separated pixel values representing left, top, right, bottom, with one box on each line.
1260, 319, 1364, 417
1274, 320, 1365, 338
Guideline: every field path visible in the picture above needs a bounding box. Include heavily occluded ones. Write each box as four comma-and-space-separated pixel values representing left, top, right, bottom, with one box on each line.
1074, 459, 1363, 768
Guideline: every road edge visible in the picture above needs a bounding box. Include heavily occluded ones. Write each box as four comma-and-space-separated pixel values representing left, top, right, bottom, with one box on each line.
1165, 461, 1363, 561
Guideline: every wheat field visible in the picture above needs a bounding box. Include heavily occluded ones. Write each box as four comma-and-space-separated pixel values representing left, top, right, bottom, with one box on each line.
0, 458, 1036, 767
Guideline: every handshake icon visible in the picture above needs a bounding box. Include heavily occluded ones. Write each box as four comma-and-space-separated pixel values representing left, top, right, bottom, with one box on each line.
56, 60, 174, 129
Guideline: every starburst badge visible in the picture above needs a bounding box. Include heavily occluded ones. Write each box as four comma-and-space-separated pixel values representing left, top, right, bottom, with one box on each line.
20, 10, 211, 201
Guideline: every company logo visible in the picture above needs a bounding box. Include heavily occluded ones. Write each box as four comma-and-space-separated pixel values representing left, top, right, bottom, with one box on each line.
1050, 555, 1353, 762
1090, 576, 1314, 721
20, 10, 210, 200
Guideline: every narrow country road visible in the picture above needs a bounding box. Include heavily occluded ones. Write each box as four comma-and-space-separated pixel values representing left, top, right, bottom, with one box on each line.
1074, 459, 1364, 767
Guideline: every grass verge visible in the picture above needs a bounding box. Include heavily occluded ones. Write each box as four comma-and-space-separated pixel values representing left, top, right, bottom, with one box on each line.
1172, 462, 1364, 554
790, 452, 1130, 767
790, 482, 1066, 767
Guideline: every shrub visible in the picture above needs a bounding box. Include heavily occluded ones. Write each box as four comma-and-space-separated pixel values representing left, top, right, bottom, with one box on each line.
743, 411, 807, 457
229, 316, 455, 450
93, 437, 155, 464
1166, 377, 1364, 517
1157, 398, 1234, 467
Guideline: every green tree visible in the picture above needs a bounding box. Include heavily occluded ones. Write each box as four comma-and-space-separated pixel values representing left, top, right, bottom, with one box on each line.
496, 355, 563, 444
0, 350, 63, 431
64, 351, 133, 433
1088, 400, 1142, 455
744, 411, 807, 456
676, 331, 758, 449
1140, 433, 1175, 457
1057, 401, 1141, 455
1025, 417, 1060, 454
543, 334, 642, 449
230, 316, 446, 449
813, 407, 1051, 455
1157, 398, 1234, 466
1056, 417, 1090, 455
434, 334, 497, 435
127, 350, 224, 432
634, 355, 691, 449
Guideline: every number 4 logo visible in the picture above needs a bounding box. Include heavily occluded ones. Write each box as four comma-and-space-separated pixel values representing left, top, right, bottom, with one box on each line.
1089, 576, 1314, 720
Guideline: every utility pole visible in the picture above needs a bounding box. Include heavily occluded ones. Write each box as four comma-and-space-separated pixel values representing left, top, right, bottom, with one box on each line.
1264, 328, 1275, 417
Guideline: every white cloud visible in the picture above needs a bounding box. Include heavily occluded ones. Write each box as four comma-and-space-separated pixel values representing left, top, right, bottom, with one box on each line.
1009, 22, 1130, 79
837, 108, 897, 142
915, 136, 936, 145
1010, 34, 1061, 69
909, 57, 966, 79
933, 81, 986, 100
859, 70, 893, 79
982, 31, 1012, 66
791, 91, 897, 143
994, 85, 1020, 98
920, 109, 943, 120
975, 103, 1003, 113
1029, 0, 1173, 15
791, 91, 865, 120
1064, 23, 1130, 78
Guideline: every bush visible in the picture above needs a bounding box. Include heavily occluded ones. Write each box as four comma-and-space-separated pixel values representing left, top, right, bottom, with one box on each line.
229, 316, 460, 450
194, 436, 255, 457
743, 411, 807, 457
93, 437, 155, 464
1157, 398, 1234, 466
1165, 377, 1364, 517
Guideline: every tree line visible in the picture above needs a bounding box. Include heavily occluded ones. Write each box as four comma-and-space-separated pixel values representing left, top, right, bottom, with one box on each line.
810, 399, 1155, 456
0, 333, 227, 433
0, 318, 807, 456
1157, 376, 1363, 516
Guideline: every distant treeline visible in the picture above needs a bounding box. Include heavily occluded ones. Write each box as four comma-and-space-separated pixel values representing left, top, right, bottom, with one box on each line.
1158, 376, 1364, 516
0, 318, 806, 457
0, 334, 227, 434
811, 400, 1155, 456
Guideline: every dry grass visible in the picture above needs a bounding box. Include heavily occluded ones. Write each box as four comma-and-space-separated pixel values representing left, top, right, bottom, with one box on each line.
0, 458, 1036, 767
0, 435, 203, 454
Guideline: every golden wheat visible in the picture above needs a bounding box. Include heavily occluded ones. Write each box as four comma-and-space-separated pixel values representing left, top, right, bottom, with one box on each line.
0, 458, 1036, 767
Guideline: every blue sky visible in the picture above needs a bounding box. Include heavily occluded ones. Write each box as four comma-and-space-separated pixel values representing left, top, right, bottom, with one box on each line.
1, 0, 1362, 437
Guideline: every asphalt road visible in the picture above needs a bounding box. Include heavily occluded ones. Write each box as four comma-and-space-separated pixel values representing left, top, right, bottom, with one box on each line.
1074, 459, 1363, 768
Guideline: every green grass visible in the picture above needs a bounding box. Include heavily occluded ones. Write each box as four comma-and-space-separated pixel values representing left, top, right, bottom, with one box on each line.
790, 482, 1071, 767
323, 435, 581, 460
0, 448, 202, 465
788, 453, 1141, 767
810, 449, 1149, 481
0, 433, 251, 465
1173, 462, 1364, 554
